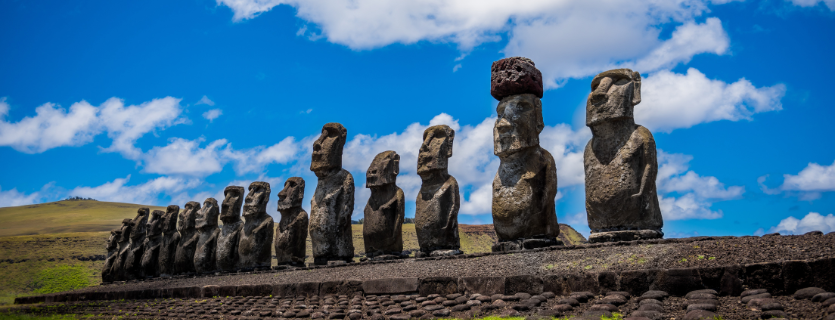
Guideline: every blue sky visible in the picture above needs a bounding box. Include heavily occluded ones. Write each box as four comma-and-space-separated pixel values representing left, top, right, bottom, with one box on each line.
1, 0, 834, 238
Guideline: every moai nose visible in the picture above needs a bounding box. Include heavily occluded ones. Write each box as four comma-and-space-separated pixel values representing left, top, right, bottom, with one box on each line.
497, 117, 512, 133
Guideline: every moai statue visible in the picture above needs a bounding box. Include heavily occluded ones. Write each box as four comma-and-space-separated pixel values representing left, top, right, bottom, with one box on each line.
123, 208, 149, 280
274, 177, 309, 266
415, 125, 461, 256
174, 201, 200, 274
101, 229, 121, 282
216, 186, 244, 272
309, 123, 355, 265
111, 218, 133, 281
237, 182, 274, 270
158, 205, 180, 277
584, 69, 663, 243
194, 198, 220, 274
490, 57, 561, 252
362, 151, 405, 259
140, 210, 164, 278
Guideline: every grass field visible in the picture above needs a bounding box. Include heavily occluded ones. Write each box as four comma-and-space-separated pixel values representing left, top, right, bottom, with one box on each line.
0, 200, 166, 237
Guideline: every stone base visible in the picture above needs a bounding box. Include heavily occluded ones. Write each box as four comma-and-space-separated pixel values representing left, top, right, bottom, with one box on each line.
588, 229, 663, 243
429, 249, 463, 257
491, 237, 563, 252
313, 256, 353, 266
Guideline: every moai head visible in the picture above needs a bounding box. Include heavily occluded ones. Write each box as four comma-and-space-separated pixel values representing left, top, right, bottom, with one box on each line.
107, 230, 121, 251
366, 151, 400, 188
491, 57, 545, 157
277, 177, 305, 211
220, 186, 244, 224
417, 125, 454, 176
163, 205, 179, 233
195, 198, 219, 229
179, 201, 200, 232
130, 208, 150, 241
244, 181, 270, 219
586, 68, 641, 127
147, 210, 164, 238
310, 123, 347, 175
119, 219, 133, 243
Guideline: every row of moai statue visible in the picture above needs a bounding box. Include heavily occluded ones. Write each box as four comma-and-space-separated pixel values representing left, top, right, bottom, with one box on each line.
101, 57, 664, 281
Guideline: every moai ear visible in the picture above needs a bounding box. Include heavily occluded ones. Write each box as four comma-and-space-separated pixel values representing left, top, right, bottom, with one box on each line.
392, 154, 400, 176
446, 128, 455, 158
535, 99, 545, 134
632, 71, 642, 106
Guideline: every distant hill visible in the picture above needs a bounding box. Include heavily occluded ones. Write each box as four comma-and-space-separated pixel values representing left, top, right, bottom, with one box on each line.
0, 200, 166, 237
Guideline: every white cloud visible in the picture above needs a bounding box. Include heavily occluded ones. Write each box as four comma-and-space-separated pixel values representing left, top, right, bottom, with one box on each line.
780, 159, 835, 192
69, 175, 202, 205
99, 97, 185, 159
767, 212, 835, 235
224, 137, 302, 175
141, 138, 230, 176
786, 0, 835, 10
637, 68, 785, 132
202, 109, 223, 122
628, 18, 729, 72
196, 95, 216, 106
0, 185, 42, 208
656, 150, 744, 220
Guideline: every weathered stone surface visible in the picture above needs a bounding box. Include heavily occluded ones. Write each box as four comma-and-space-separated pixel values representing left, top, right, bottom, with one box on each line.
746, 262, 784, 295
123, 208, 149, 280
111, 219, 133, 281
174, 201, 200, 274
274, 177, 308, 266
419, 277, 458, 296
238, 181, 274, 269
216, 186, 243, 272
158, 205, 180, 277
362, 278, 419, 294
783, 260, 813, 294
363, 151, 405, 257
101, 228, 122, 282
491, 87, 560, 248
140, 209, 164, 278
310, 123, 355, 265
793, 287, 825, 300
506, 275, 543, 295
194, 198, 220, 274
585, 69, 663, 242
460, 277, 505, 295
651, 268, 704, 297
415, 125, 461, 255
490, 57, 543, 101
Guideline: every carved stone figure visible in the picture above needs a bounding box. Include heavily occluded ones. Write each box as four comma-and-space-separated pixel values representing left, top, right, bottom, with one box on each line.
490, 57, 561, 252
274, 177, 309, 266
584, 69, 663, 243
216, 186, 244, 272
309, 123, 355, 265
140, 210, 163, 278
101, 229, 121, 282
363, 151, 405, 258
123, 208, 149, 280
237, 182, 274, 270
194, 198, 220, 274
174, 201, 200, 274
111, 218, 133, 281
158, 205, 180, 277
415, 125, 461, 256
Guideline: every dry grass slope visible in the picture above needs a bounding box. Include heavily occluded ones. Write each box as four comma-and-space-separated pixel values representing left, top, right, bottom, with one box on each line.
0, 200, 166, 237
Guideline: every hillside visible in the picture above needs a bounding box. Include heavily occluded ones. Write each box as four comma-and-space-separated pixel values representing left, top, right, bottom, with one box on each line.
0, 200, 167, 237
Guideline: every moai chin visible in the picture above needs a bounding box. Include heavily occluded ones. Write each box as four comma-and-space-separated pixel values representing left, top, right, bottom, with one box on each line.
140, 210, 163, 278
363, 151, 405, 259
309, 123, 355, 265
174, 201, 200, 274
124, 208, 149, 280
194, 198, 220, 274
274, 177, 309, 266
216, 186, 244, 272
490, 57, 561, 252
237, 181, 274, 270
158, 205, 180, 277
111, 218, 133, 281
101, 229, 121, 282
584, 68, 663, 243
415, 125, 461, 256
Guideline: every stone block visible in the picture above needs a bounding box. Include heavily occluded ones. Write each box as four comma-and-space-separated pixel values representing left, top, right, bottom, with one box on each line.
651, 268, 704, 297
419, 277, 459, 296
699, 266, 724, 291
719, 266, 743, 297
320, 280, 363, 296
746, 262, 784, 295
459, 276, 505, 295
362, 278, 419, 294
505, 275, 544, 295
216, 285, 236, 297
598, 272, 618, 293
236, 284, 257, 297
272, 283, 297, 297
809, 257, 835, 292
782, 260, 812, 294
566, 273, 599, 294
620, 269, 658, 297
202, 285, 220, 298
543, 275, 569, 295
255, 284, 273, 296
298, 282, 321, 296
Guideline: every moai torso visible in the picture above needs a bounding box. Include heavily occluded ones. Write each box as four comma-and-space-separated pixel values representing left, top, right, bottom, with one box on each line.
414, 125, 461, 255
584, 69, 662, 241
237, 182, 274, 269
140, 210, 163, 278
158, 205, 180, 277
194, 198, 220, 274
174, 201, 200, 274
363, 151, 405, 257
124, 208, 149, 280
101, 229, 121, 282
217, 186, 244, 272
111, 219, 133, 281
490, 57, 560, 246
274, 177, 309, 266
309, 123, 355, 264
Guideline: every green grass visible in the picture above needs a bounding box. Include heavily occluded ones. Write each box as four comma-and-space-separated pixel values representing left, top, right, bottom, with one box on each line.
0, 314, 85, 320
31, 266, 90, 295
0, 200, 166, 237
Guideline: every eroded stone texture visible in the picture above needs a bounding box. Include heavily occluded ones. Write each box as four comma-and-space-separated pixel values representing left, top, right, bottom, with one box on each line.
310, 123, 355, 265
237, 182, 274, 270
158, 205, 180, 277
139, 210, 163, 278
174, 201, 200, 274
584, 69, 663, 243
274, 177, 309, 266
194, 198, 220, 274
111, 219, 133, 281
491, 57, 543, 101
123, 208, 149, 280
491, 58, 560, 251
415, 125, 461, 255
363, 151, 405, 258
101, 229, 121, 282
216, 186, 244, 272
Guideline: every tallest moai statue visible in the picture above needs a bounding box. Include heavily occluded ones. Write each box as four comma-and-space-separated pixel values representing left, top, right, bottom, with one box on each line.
490, 57, 561, 252
584, 69, 663, 243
